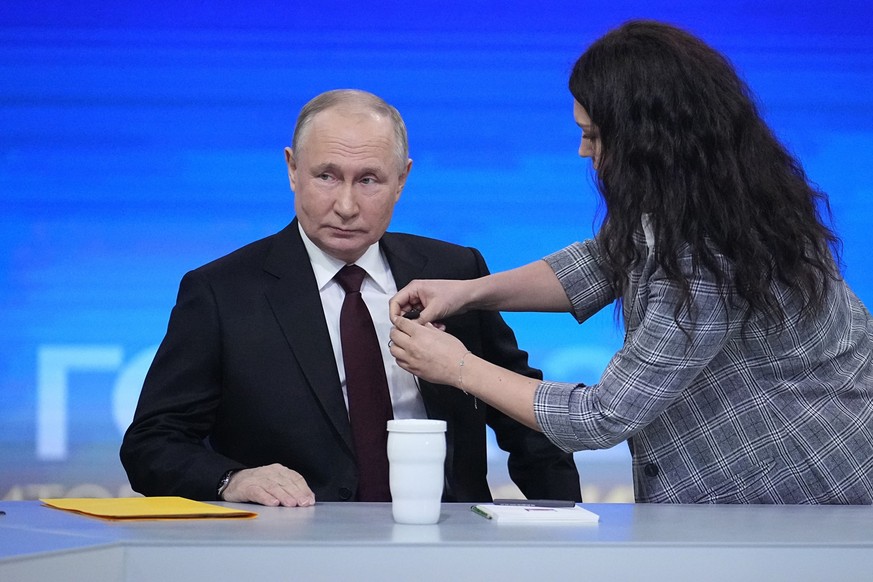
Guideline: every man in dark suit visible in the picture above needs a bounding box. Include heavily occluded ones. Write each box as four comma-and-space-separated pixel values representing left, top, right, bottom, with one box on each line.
120, 89, 581, 506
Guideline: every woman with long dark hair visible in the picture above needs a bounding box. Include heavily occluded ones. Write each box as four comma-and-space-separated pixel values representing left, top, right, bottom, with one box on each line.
389, 20, 873, 504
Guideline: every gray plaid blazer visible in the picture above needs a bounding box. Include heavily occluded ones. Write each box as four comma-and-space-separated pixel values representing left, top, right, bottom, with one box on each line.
535, 227, 873, 504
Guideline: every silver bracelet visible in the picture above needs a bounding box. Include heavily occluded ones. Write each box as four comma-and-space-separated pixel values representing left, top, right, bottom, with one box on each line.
458, 350, 477, 409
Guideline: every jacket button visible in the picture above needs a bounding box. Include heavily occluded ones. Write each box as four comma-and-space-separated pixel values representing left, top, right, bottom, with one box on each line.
338, 487, 353, 500
643, 463, 659, 477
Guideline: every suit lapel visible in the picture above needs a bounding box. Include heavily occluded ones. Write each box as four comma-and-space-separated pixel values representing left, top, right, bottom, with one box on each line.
262, 220, 353, 451
381, 235, 433, 399
380, 236, 443, 402
381, 234, 460, 493
380, 233, 428, 289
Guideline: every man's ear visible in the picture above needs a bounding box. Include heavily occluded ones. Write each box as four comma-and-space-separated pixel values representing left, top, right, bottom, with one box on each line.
284, 147, 297, 190
395, 158, 413, 201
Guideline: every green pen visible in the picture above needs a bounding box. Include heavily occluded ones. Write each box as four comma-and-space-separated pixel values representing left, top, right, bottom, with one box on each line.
470, 505, 492, 519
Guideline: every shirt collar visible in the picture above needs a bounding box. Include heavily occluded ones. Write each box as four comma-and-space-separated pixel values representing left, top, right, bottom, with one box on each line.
297, 222, 392, 293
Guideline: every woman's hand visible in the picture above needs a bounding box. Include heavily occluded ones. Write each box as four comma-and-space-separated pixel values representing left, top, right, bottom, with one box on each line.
389, 279, 474, 325
389, 316, 469, 387
390, 314, 542, 431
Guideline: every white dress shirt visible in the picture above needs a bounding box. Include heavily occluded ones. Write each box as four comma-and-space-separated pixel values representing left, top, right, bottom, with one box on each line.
298, 223, 428, 419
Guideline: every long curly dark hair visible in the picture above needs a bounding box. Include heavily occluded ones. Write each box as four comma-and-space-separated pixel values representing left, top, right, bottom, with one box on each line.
570, 20, 841, 329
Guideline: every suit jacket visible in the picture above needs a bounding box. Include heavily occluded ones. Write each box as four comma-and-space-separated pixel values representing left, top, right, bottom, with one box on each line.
121, 220, 581, 502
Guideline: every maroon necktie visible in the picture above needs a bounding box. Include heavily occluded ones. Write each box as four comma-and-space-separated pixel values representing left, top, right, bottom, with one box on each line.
335, 264, 393, 501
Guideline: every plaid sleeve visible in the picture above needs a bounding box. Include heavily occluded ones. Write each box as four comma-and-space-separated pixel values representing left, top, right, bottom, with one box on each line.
534, 380, 620, 452
543, 240, 616, 323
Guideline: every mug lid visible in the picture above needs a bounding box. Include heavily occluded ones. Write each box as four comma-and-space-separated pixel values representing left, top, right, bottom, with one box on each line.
386, 419, 447, 433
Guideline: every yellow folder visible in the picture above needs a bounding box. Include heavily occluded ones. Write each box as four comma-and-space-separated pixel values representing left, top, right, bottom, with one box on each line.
41, 496, 258, 520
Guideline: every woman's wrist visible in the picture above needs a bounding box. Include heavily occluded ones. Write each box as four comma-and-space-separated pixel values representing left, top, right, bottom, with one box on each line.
456, 349, 479, 410
466, 276, 493, 311
457, 349, 473, 390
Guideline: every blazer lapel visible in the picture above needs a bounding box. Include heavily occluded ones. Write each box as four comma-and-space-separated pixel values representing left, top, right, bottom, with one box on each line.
381, 234, 460, 494
381, 236, 434, 398
380, 233, 428, 290
262, 220, 353, 451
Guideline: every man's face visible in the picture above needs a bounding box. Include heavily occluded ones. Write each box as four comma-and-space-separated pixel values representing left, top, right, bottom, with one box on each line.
286, 107, 412, 264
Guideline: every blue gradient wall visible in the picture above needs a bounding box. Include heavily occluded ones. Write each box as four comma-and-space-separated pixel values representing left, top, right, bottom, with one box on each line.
2, 1, 872, 501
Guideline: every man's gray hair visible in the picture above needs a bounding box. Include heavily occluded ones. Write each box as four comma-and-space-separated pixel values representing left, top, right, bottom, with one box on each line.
291, 89, 409, 172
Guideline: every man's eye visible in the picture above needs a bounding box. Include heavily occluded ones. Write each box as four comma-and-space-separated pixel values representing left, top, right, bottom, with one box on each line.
360, 177, 376, 185
317, 173, 332, 180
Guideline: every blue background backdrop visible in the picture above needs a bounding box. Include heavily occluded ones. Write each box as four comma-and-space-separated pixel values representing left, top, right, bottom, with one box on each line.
2, 1, 872, 501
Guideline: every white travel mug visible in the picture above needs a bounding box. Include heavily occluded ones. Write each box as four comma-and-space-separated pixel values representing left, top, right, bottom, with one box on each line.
386, 419, 447, 525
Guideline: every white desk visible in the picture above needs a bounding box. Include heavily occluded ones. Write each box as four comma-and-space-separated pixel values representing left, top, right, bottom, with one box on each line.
2, 500, 871, 581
